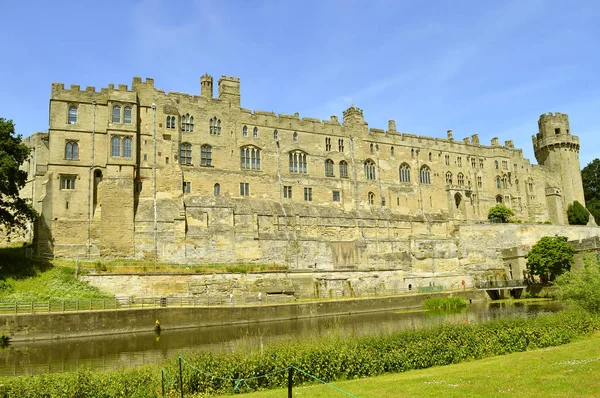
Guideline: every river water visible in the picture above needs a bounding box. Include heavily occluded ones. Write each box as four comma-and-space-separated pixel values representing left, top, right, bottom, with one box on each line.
0, 300, 564, 377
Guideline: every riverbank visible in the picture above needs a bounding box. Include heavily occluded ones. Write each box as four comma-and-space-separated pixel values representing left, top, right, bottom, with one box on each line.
0, 309, 597, 397
0, 290, 487, 341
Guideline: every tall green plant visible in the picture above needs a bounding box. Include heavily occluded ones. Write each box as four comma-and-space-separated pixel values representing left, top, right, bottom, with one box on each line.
526, 236, 574, 281
567, 200, 589, 225
555, 253, 600, 313
487, 204, 514, 223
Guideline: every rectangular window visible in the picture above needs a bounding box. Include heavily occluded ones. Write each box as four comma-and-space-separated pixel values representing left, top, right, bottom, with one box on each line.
332, 190, 340, 202
338, 139, 344, 152
502, 160, 508, 170
457, 157, 462, 167
283, 186, 292, 199
60, 175, 76, 190
183, 181, 191, 194
479, 159, 484, 168
240, 182, 250, 196
304, 187, 312, 201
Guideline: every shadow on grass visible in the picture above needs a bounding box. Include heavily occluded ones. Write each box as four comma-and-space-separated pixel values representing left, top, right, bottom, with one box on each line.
0, 245, 52, 280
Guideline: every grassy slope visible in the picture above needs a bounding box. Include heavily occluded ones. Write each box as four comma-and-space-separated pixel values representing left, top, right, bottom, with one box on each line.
0, 246, 113, 301
224, 334, 600, 397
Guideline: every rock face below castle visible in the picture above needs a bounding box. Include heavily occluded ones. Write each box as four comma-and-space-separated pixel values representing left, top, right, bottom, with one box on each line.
19, 75, 590, 278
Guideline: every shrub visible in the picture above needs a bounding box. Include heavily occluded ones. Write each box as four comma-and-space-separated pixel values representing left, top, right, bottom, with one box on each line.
555, 253, 600, 313
526, 235, 574, 281
423, 296, 467, 310
567, 200, 590, 225
487, 205, 514, 223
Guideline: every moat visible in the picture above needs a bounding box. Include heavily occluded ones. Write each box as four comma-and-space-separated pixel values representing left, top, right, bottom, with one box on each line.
0, 300, 563, 377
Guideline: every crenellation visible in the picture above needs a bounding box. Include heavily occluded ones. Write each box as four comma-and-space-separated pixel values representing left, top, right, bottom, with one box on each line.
70, 84, 80, 91
471, 134, 480, 145
491, 137, 499, 146
85, 86, 95, 92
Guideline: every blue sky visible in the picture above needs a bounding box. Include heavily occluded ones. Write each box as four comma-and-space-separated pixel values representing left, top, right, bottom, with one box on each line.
1, 0, 599, 168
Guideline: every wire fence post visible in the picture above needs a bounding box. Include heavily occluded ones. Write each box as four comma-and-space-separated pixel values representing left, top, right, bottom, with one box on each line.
288, 367, 293, 398
179, 356, 184, 398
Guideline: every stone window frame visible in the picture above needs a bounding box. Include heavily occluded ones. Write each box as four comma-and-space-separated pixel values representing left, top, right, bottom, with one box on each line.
289, 151, 308, 174
445, 154, 450, 166
445, 171, 453, 185
325, 137, 331, 151
67, 104, 78, 124
181, 114, 194, 132
303, 187, 313, 202
339, 160, 348, 178
209, 117, 221, 135
494, 160, 499, 169
214, 183, 220, 196
274, 129, 279, 141
253, 127, 259, 138
457, 172, 464, 187
59, 174, 78, 190
240, 145, 261, 170
123, 106, 133, 124
457, 156, 462, 167
324, 159, 335, 177
338, 139, 344, 152
183, 181, 191, 194
419, 165, 431, 185
111, 135, 121, 157
399, 163, 410, 183
242, 125, 248, 137
390, 146, 394, 156
122, 136, 132, 158
240, 182, 250, 196
283, 185, 292, 199
368, 191, 375, 205
332, 190, 341, 202
65, 140, 79, 160
166, 115, 177, 129
112, 104, 122, 123
364, 159, 376, 180
370, 143, 374, 153
179, 142, 192, 165
496, 176, 501, 189
496, 195, 503, 204
471, 157, 476, 168
477, 176, 482, 188
201, 144, 213, 166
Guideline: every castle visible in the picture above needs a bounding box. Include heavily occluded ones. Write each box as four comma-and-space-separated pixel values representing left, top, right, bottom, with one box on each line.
18, 74, 592, 282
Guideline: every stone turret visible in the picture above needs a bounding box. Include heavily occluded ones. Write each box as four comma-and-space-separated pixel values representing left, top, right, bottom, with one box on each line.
200, 74, 213, 98
532, 112, 585, 208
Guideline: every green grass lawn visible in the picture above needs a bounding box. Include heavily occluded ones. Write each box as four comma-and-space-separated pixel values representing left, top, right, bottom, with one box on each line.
0, 246, 113, 302
223, 334, 600, 397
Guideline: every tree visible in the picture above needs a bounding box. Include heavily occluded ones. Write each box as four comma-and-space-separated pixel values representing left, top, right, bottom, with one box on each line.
581, 159, 600, 223
554, 253, 600, 313
487, 204, 514, 223
0, 118, 37, 233
526, 235, 574, 281
567, 200, 590, 225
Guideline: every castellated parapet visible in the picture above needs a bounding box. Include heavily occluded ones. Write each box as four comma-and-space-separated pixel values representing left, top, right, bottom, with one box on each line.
20, 74, 591, 272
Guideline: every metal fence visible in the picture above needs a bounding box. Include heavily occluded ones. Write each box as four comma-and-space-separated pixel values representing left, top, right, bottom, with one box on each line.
0, 294, 297, 315
474, 279, 528, 289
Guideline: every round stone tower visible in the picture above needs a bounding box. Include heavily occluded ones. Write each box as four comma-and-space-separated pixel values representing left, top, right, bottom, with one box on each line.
200, 73, 213, 98
532, 112, 585, 207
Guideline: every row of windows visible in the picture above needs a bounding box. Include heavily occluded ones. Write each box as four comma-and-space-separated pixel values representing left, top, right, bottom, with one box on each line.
67, 104, 133, 125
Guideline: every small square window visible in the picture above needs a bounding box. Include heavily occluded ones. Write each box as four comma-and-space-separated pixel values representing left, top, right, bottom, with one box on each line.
240, 182, 250, 196
304, 187, 312, 201
60, 175, 76, 190
183, 181, 191, 194
284, 186, 292, 199
332, 190, 340, 202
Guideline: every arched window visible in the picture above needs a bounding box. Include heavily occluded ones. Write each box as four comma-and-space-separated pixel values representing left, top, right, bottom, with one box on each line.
411, 149, 414, 158
209, 118, 220, 135
496, 176, 501, 189
429, 152, 432, 161
179, 143, 192, 164
457, 173, 464, 186
112, 105, 121, 123
445, 155, 450, 166
339, 160, 348, 178
289, 151, 307, 173
201, 144, 212, 166
65, 141, 79, 160
293, 132, 298, 142
399, 163, 410, 183
515, 179, 520, 191
494, 160, 499, 169
189, 116, 194, 132
364, 159, 376, 180
370, 143, 374, 153
502, 175, 508, 189
214, 183, 220, 196
68, 105, 78, 124
445, 171, 453, 185
181, 115, 186, 131
325, 159, 334, 177
166, 116, 172, 129
253, 127, 258, 138
454, 193, 462, 208
122, 137, 132, 158
240, 146, 261, 170
274, 130, 278, 140
496, 195, 503, 204
420, 165, 431, 184
111, 136, 121, 157
368, 192, 375, 205
123, 106, 132, 124
242, 126, 248, 137
390, 146, 394, 156
217, 119, 221, 135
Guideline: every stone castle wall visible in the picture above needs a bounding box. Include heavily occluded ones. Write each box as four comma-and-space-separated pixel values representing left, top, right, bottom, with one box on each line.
16, 75, 597, 274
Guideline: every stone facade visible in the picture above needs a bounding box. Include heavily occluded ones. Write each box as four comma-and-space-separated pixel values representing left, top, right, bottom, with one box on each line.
18, 75, 594, 273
